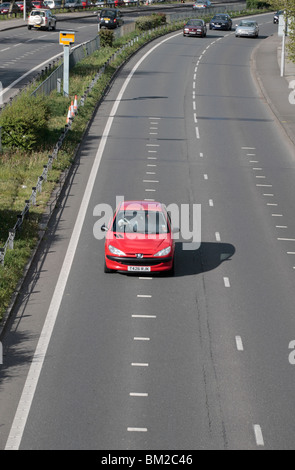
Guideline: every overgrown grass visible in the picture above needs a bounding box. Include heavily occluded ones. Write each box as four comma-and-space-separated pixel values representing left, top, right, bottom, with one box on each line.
0, 7, 273, 322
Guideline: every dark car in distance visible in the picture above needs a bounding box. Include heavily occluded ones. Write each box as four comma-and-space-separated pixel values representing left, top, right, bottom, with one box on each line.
209, 14, 232, 30
183, 18, 207, 38
98, 8, 124, 29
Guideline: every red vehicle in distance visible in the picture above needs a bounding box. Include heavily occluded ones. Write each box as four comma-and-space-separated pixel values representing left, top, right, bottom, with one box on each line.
31, 1, 48, 8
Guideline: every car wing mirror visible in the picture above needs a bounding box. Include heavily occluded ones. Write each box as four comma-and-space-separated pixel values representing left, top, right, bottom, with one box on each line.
101, 224, 108, 232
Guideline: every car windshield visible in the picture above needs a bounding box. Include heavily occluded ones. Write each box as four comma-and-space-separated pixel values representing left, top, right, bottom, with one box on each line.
31, 9, 45, 15
187, 20, 203, 26
101, 9, 116, 17
112, 210, 169, 235
213, 15, 227, 20
240, 21, 255, 27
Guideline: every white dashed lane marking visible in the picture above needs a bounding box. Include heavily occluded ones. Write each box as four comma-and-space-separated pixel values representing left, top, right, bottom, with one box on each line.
254, 425, 265, 447
127, 427, 148, 432
223, 277, 230, 287
235, 336, 244, 351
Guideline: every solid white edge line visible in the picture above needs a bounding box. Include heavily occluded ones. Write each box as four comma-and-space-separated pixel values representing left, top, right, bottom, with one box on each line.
4, 30, 181, 451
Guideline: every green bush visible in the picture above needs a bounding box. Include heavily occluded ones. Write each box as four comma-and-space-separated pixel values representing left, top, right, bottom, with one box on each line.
135, 13, 166, 31
246, 0, 271, 9
99, 29, 114, 47
0, 93, 50, 151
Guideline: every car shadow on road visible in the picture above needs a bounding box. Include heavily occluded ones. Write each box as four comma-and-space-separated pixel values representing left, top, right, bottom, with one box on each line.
173, 241, 235, 277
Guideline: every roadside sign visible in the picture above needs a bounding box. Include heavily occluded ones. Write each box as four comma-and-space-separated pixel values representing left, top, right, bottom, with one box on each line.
59, 31, 75, 46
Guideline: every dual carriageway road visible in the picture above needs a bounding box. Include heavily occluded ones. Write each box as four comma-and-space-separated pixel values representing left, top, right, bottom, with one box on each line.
1, 10, 295, 450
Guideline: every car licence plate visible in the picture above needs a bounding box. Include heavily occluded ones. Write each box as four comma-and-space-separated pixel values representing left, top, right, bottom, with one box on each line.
128, 266, 151, 272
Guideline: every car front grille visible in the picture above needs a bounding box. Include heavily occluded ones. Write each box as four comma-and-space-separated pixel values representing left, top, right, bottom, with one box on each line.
107, 255, 172, 266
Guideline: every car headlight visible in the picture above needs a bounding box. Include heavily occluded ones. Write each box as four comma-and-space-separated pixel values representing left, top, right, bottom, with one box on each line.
154, 246, 171, 257
108, 245, 126, 256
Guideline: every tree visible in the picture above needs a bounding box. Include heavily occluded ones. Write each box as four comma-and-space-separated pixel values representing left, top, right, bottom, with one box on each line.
9, 0, 17, 15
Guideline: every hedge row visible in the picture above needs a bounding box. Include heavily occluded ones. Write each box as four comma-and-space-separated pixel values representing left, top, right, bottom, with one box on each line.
135, 13, 166, 31
246, 0, 271, 9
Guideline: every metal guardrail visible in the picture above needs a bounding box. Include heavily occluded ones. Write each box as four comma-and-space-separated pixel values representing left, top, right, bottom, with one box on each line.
0, 124, 71, 265
168, 2, 246, 21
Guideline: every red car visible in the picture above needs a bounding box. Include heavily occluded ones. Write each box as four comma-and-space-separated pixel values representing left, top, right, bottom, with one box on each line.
102, 201, 176, 274
82, 0, 92, 7
32, 1, 47, 8
183, 18, 207, 38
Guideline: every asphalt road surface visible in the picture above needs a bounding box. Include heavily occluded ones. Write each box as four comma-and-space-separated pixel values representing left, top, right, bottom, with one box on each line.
1, 12, 295, 450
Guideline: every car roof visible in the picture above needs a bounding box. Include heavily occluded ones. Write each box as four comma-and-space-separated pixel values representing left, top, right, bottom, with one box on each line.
240, 20, 256, 24
118, 201, 164, 212
101, 8, 120, 12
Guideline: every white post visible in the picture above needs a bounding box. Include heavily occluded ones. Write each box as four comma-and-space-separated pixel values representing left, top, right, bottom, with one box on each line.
280, 13, 288, 78
281, 29, 285, 77
23, 0, 26, 21
63, 45, 70, 97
